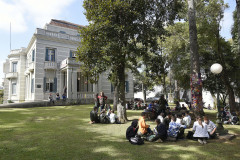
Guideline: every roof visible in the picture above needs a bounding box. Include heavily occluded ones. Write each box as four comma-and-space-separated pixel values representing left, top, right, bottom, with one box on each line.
49, 19, 85, 30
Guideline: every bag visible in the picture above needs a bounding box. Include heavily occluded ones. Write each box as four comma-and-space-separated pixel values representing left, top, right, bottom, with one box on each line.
100, 115, 110, 124
129, 136, 144, 145
146, 135, 156, 141
186, 131, 194, 139
232, 116, 239, 125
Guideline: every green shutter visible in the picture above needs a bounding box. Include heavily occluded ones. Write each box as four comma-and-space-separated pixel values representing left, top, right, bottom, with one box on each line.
45, 48, 48, 61
126, 81, 129, 93
32, 49, 35, 61
54, 77, 57, 92
70, 50, 73, 58
43, 77, 46, 92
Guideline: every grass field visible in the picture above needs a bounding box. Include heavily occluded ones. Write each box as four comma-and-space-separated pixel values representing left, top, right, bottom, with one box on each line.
0, 105, 240, 160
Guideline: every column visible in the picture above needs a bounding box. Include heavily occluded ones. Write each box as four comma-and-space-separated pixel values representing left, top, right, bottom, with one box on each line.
72, 69, 77, 99
67, 68, 72, 99
59, 71, 63, 96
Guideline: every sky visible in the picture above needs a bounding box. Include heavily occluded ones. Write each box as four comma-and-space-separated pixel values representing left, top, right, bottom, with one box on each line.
0, 0, 237, 85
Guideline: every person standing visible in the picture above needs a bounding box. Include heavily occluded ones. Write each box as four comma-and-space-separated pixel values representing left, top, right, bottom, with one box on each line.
158, 95, 168, 114
98, 92, 107, 111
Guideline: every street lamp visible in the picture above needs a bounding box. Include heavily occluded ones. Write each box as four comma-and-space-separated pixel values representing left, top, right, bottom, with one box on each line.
210, 63, 228, 135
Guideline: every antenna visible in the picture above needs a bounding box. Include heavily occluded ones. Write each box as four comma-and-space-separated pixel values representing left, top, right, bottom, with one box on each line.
10, 22, 11, 51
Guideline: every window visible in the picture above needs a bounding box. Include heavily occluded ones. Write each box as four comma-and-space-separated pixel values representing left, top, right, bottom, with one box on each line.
12, 62, 17, 72
77, 72, 93, 92
59, 31, 66, 34
44, 77, 57, 92
32, 49, 35, 61
45, 48, 55, 61
12, 83, 17, 95
31, 78, 34, 93
70, 50, 77, 58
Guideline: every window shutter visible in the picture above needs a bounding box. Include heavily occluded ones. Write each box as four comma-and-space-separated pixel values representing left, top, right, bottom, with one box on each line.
126, 81, 129, 93
45, 48, 48, 61
32, 49, 35, 61
70, 51, 72, 58
54, 77, 57, 92
43, 77, 46, 92
31, 78, 34, 93
111, 83, 114, 93
53, 49, 55, 62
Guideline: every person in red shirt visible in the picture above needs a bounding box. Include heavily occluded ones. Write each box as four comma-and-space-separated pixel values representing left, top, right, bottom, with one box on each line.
98, 92, 107, 111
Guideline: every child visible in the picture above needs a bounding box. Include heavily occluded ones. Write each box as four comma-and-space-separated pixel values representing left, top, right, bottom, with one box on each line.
193, 116, 209, 144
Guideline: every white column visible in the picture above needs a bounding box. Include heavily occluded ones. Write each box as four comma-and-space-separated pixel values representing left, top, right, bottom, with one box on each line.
8, 79, 11, 101
67, 68, 72, 99
59, 71, 63, 96
72, 70, 77, 99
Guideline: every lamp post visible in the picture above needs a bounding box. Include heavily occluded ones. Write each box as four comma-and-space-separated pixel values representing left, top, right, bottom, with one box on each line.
210, 63, 228, 135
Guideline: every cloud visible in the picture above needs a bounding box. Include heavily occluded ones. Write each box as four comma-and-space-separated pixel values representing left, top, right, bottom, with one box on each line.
0, 0, 75, 33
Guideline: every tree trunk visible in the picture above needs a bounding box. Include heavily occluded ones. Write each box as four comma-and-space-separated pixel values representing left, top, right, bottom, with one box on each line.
237, 0, 240, 54
117, 61, 127, 123
163, 73, 166, 98
142, 83, 146, 104
174, 80, 180, 101
113, 85, 118, 111
188, 0, 204, 115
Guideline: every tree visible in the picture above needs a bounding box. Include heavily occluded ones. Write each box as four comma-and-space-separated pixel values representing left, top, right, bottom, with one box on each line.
188, 0, 203, 115
77, 0, 182, 122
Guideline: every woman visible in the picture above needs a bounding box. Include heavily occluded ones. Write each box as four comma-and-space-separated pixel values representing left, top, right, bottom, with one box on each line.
192, 116, 209, 144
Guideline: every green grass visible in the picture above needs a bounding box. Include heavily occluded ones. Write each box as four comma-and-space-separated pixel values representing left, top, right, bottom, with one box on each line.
0, 105, 240, 160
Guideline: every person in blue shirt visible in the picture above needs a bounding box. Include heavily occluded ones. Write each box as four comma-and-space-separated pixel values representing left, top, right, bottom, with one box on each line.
168, 116, 185, 139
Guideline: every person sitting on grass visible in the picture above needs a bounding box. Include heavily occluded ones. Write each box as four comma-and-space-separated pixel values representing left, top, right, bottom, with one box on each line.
163, 113, 172, 130
109, 110, 120, 124
157, 112, 165, 123
99, 109, 110, 124
176, 114, 183, 124
150, 119, 167, 142
138, 112, 152, 136
90, 106, 99, 124
204, 116, 217, 139
183, 112, 191, 128
168, 116, 184, 139
181, 104, 187, 111
126, 119, 139, 140
193, 116, 209, 144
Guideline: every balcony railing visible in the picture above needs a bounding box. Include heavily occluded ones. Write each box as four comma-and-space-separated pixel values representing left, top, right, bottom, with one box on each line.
36, 28, 81, 42
6, 72, 18, 79
77, 92, 95, 99
44, 61, 57, 70
60, 58, 81, 69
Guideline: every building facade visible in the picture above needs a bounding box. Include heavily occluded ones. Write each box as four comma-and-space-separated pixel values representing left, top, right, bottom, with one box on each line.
3, 19, 134, 103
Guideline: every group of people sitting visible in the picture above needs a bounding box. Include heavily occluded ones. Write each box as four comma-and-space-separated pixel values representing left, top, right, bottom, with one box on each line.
126, 111, 217, 145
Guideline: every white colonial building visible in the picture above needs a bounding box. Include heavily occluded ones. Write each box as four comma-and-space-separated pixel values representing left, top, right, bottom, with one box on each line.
3, 19, 134, 103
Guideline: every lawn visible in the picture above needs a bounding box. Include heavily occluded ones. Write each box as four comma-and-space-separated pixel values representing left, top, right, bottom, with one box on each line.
0, 105, 240, 160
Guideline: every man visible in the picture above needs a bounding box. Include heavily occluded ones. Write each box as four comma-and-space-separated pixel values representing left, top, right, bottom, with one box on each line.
168, 116, 184, 139
183, 112, 191, 128
98, 92, 108, 111
158, 95, 168, 113
151, 119, 167, 142
90, 106, 99, 124
138, 112, 151, 135
109, 110, 119, 124
204, 116, 217, 139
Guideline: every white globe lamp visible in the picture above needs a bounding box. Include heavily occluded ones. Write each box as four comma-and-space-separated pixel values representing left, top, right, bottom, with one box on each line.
210, 63, 223, 74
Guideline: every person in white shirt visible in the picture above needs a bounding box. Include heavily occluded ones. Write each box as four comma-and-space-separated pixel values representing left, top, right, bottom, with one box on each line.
176, 114, 183, 125
157, 112, 164, 123
204, 116, 217, 139
193, 116, 209, 144
183, 112, 191, 128
109, 110, 120, 124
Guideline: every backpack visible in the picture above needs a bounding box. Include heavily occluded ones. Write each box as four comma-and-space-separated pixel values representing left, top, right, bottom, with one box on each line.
232, 116, 239, 125
100, 114, 110, 124
129, 136, 144, 145
186, 131, 194, 139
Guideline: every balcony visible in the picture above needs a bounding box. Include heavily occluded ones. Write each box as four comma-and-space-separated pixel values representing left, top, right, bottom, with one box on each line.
60, 58, 81, 69
6, 72, 18, 79
35, 28, 81, 42
28, 62, 34, 71
44, 61, 57, 70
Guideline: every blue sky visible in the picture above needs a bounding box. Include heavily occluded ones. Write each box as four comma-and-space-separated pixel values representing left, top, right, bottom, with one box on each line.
0, 0, 236, 85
